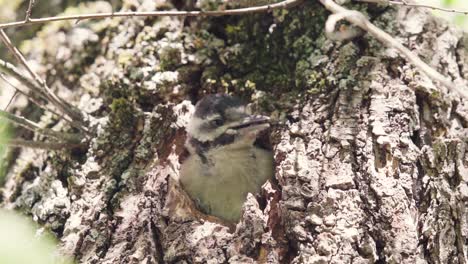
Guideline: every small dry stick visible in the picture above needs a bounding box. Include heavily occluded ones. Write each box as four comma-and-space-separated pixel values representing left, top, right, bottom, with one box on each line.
320, 0, 468, 100
0, 70, 89, 135
0, 0, 303, 30
0, 59, 49, 102
25, 0, 36, 21
355, 0, 468, 15
0, 73, 71, 123
0, 29, 86, 128
0, 29, 86, 125
4, 91, 18, 111
0, 109, 83, 143
0, 73, 89, 136
1, 138, 84, 150
389, 0, 468, 15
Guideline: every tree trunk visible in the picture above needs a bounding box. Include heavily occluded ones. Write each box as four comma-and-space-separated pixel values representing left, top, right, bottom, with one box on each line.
2, 0, 468, 263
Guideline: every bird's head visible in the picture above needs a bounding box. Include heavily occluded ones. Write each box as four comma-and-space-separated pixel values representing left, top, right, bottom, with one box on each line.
186, 94, 270, 151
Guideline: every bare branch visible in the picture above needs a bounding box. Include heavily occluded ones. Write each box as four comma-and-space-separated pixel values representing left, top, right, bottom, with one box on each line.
0, 62, 89, 134
356, 0, 468, 15
0, 73, 89, 135
320, 0, 468, 100
0, 109, 83, 143
25, 0, 36, 22
4, 91, 18, 111
0, 0, 303, 30
388, 0, 468, 15
0, 30, 44, 87
0, 59, 49, 102
1, 73, 64, 119
0, 29, 85, 124
1, 138, 84, 150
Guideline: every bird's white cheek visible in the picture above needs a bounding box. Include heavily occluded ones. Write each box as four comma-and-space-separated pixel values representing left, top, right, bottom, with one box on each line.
225, 128, 237, 135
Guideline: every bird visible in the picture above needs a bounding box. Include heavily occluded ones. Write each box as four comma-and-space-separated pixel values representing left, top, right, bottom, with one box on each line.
179, 94, 274, 223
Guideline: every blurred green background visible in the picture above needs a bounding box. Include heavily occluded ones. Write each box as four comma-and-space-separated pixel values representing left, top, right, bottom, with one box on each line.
0, 121, 10, 184
0, 209, 72, 264
429, 0, 468, 30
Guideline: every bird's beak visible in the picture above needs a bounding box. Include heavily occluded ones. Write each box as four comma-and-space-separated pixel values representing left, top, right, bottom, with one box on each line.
229, 115, 270, 138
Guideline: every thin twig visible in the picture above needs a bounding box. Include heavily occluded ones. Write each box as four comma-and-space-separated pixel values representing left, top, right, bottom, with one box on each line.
1, 73, 67, 121
355, 0, 468, 15
1, 138, 84, 150
0, 30, 44, 88
390, 0, 468, 15
0, 29, 85, 124
0, 59, 49, 102
0, 72, 88, 134
0, 109, 83, 143
320, 0, 468, 100
25, 0, 36, 21
0, 0, 303, 30
4, 91, 18, 111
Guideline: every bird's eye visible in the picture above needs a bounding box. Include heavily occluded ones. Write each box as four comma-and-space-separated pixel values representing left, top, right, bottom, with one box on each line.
210, 118, 224, 127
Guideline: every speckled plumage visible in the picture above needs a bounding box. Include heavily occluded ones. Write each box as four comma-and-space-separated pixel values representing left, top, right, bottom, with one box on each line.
180, 94, 274, 222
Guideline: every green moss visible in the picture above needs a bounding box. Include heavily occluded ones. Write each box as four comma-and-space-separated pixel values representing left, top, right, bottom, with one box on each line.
430, 89, 442, 100
109, 98, 137, 131
191, 0, 335, 105
159, 45, 183, 71
104, 179, 118, 195
118, 50, 135, 67
94, 98, 139, 162
225, 24, 243, 35
100, 79, 130, 106
109, 151, 133, 178
197, 8, 330, 97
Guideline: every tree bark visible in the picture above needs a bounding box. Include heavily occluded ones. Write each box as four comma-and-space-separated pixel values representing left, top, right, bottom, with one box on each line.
2, 0, 468, 263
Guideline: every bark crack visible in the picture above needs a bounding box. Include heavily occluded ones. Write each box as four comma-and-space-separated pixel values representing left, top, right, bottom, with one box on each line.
150, 216, 165, 263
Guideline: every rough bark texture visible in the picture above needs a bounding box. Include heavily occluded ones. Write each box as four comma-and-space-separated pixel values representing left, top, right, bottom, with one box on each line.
1, 0, 468, 263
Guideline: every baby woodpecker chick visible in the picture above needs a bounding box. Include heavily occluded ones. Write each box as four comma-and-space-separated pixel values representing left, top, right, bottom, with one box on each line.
180, 94, 274, 223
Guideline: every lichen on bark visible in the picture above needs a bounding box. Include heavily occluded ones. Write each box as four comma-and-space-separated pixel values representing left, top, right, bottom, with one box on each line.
1, 0, 468, 263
